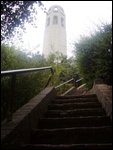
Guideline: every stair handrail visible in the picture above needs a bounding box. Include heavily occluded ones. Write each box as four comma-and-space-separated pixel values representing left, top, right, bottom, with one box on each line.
76, 78, 83, 83
55, 78, 75, 89
55, 77, 84, 89
1, 66, 54, 121
1, 66, 54, 76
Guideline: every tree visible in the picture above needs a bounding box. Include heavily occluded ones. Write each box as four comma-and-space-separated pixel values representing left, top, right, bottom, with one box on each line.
73, 23, 112, 88
1, 44, 49, 120
46, 52, 79, 89
1, 1, 46, 41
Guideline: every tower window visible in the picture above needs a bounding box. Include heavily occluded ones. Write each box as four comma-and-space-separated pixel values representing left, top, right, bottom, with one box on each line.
49, 8, 51, 11
47, 17, 50, 26
61, 17, 64, 27
53, 16, 58, 25
54, 7, 58, 12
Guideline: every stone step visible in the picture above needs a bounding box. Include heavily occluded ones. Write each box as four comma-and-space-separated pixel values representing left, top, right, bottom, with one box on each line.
56, 94, 97, 99
38, 116, 112, 129
31, 126, 112, 144
48, 102, 101, 110
45, 108, 106, 118
22, 143, 112, 150
52, 98, 99, 104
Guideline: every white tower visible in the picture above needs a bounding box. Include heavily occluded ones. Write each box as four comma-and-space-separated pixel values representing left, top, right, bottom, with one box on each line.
43, 5, 67, 58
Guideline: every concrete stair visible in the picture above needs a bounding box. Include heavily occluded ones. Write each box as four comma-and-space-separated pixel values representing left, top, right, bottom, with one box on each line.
30, 126, 112, 144
24, 94, 112, 149
22, 143, 112, 149
48, 102, 101, 110
38, 116, 111, 129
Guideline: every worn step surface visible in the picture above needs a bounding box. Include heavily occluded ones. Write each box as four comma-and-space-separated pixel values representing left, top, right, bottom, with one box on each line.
45, 108, 106, 118
6, 143, 112, 150
31, 126, 112, 144
38, 116, 112, 129
52, 98, 99, 104
48, 102, 101, 110
29, 94, 112, 149
56, 94, 97, 99
22, 143, 112, 150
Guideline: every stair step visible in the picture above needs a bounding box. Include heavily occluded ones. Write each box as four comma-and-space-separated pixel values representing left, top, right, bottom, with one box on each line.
31, 126, 112, 144
22, 143, 112, 150
38, 116, 111, 129
45, 108, 106, 118
48, 102, 101, 110
56, 94, 97, 99
53, 98, 98, 104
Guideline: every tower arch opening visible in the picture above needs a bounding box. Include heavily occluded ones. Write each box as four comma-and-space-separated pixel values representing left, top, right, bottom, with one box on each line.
53, 15, 58, 25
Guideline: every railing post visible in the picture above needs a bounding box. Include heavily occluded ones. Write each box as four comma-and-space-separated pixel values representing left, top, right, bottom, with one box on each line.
44, 68, 54, 88
44, 75, 52, 88
73, 78, 76, 87
7, 74, 16, 122
50, 68, 54, 75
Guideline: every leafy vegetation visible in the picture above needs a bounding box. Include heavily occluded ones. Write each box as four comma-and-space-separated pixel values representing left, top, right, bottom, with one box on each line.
1, 45, 77, 121
1, 1, 46, 41
73, 23, 112, 88
1, 22, 112, 121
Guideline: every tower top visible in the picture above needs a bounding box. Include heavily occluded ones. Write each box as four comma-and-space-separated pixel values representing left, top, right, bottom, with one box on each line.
47, 5, 65, 16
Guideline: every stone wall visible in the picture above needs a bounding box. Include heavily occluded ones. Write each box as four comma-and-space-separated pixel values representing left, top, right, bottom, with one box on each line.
93, 84, 112, 120
1, 87, 56, 146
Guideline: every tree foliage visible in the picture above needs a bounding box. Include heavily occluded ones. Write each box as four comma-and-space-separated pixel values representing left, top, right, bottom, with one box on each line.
46, 52, 78, 85
1, 46, 78, 120
1, 1, 45, 41
74, 23, 112, 88
1, 44, 48, 120
45, 52, 79, 95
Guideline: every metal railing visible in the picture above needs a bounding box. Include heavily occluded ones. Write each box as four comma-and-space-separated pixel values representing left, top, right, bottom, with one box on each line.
55, 77, 84, 90
55, 78, 75, 89
76, 78, 83, 83
1, 66, 54, 76
1, 66, 54, 121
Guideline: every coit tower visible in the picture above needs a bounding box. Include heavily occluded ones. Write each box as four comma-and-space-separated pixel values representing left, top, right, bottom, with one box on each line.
43, 5, 67, 58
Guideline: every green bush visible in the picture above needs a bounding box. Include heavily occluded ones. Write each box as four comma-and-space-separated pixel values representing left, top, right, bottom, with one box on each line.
73, 23, 112, 88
